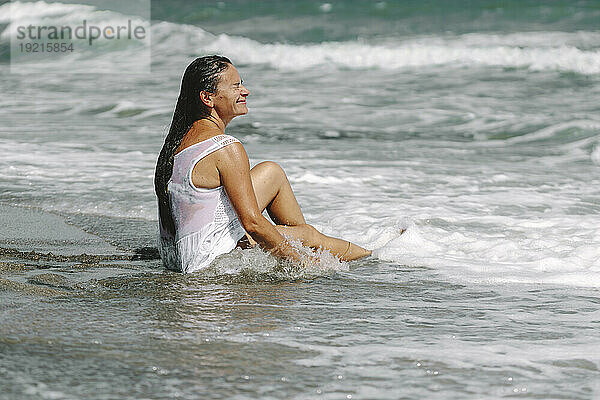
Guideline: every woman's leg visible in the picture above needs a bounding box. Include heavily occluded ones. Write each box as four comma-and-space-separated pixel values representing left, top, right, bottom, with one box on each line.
249, 161, 306, 226
248, 161, 371, 261
276, 224, 372, 261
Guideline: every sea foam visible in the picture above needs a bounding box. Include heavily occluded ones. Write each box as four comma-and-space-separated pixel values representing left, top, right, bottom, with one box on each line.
372, 215, 600, 288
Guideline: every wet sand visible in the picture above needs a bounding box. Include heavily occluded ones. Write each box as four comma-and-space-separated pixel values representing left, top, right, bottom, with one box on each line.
0, 204, 123, 256
0, 204, 159, 296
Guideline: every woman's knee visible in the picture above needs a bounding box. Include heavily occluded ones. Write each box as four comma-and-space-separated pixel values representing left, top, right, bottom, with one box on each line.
254, 161, 287, 184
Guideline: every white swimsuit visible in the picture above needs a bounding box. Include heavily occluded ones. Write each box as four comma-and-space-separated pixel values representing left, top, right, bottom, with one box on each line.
158, 134, 246, 273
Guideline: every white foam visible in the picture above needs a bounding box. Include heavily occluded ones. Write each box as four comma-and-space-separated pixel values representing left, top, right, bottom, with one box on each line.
290, 172, 373, 185
371, 215, 600, 288
204, 239, 348, 282
0, 139, 157, 220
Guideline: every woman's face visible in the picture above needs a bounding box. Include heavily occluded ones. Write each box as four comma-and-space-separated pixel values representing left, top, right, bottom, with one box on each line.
211, 64, 250, 123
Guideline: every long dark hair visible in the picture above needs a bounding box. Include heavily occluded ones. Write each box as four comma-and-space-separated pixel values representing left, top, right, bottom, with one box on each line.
155, 55, 232, 236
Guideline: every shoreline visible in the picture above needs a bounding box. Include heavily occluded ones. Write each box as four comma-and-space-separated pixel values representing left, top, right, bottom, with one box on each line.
0, 203, 160, 295
0, 203, 124, 256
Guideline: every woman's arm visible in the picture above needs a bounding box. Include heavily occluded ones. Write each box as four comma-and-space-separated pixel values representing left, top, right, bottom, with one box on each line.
214, 142, 299, 260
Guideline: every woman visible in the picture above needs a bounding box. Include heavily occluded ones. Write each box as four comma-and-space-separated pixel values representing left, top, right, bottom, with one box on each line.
155, 55, 371, 273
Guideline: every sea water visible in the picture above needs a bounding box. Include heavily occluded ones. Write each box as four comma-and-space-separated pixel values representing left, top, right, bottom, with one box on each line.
0, 1, 599, 398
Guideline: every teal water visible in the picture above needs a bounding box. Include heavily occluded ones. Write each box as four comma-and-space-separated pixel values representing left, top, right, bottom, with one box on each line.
1, 1, 599, 398
152, 0, 600, 42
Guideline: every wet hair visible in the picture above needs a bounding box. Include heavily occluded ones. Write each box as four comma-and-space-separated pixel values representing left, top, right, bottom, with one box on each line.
155, 55, 232, 236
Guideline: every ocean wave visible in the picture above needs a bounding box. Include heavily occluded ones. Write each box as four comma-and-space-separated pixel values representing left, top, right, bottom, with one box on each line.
153, 21, 600, 74
373, 216, 600, 288
2, 2, 600, 74
475, 119, 600, 147
470, 121, 600, 158
502, 120, 600, 144
225, 37, 599, 74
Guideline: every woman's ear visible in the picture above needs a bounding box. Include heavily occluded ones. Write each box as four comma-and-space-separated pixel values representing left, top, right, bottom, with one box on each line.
199, 90, 213, 107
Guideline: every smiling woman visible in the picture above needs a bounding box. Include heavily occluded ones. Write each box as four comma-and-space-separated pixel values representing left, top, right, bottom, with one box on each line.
154, 55, 371, 273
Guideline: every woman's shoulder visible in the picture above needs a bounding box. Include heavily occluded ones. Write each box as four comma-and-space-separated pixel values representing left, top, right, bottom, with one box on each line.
199, 134, 244, 162
211, 134, 249, 168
